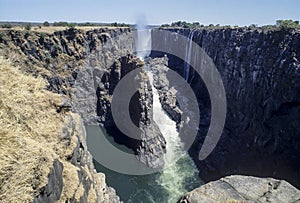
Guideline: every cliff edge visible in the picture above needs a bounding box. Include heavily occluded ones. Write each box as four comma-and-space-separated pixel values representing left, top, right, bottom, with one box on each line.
0, 58, 120, 202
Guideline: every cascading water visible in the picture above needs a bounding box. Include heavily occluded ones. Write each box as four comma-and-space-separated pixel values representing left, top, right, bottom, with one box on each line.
136, 23, 201, 202
184, 29, 196, 81
147, 71, 201, 202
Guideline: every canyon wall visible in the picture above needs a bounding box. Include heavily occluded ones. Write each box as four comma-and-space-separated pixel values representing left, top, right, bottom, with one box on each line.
151, 27, 300, 188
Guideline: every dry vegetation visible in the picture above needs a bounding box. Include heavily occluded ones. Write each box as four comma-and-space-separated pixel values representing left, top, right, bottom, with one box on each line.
0, 58, 65, 202
0, 58, 92, 202
0, 25, 127, 34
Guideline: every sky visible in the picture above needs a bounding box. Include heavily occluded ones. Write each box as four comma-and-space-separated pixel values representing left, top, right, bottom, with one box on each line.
0, 0, 299, 26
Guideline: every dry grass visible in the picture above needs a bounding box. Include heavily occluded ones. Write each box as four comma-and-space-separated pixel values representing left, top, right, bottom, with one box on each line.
0, 26, 129, 34
0, 58, 65, 202
0, 58, 102, 202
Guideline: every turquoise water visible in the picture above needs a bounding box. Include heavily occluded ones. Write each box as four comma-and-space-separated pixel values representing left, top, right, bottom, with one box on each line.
86, 117, 202, 202
87, 125, 201, 203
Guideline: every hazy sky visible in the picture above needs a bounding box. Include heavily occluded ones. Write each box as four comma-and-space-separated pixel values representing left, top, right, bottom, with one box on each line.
0, 0, 299, 25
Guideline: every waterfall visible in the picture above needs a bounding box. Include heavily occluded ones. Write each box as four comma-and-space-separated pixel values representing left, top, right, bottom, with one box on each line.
135, 22, 201, 201
184, 29, 196, 81
147, 71, 201, 202
135, 21, 151, 59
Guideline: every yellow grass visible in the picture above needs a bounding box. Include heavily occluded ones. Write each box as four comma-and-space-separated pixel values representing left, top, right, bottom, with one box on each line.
0, 58, 64, 202
0, 58, 102, 202
0, 25, 130, 34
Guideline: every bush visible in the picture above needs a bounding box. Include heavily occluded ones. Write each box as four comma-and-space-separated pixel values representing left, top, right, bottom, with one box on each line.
25, 24, 31, 31
169, 21, 202, 28
0, 33, 8, 43
1, 23, 12, 28
53, 21, 69, 27
67, 23, 76, 28
43, 21, 50, 27
161, 24, 170, 27
276, 19, 299, 29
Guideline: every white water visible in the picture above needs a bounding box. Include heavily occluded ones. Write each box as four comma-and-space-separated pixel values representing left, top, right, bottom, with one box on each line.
135, 24, 201, 202
184, 30, 196, 81
147, 71, 201, 202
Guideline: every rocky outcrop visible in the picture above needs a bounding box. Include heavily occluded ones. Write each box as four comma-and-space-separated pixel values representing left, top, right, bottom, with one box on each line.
151, 27, 300, 188
34, 113, 121, 203
178, 175, 300, 203
148, 57, 183, 126
96, 55, 166, 168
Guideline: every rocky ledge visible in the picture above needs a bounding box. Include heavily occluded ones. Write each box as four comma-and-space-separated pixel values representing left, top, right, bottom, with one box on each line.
178, 175, 300, 203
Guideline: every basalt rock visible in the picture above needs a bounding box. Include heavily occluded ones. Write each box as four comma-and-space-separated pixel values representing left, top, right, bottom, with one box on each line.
178, 175, 300, 203
34, 113, 121, 203
96, 55, 166, 168
151, 27, 300, 188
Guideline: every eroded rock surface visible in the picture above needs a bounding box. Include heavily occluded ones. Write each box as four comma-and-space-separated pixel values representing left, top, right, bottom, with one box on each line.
178, 175, 300, 203
152, 27, 300, 188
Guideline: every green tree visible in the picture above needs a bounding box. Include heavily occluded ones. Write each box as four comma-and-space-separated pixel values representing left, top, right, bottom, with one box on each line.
276, 19, 299, 29
43, 21, 50, 27
67, 23, 76, 28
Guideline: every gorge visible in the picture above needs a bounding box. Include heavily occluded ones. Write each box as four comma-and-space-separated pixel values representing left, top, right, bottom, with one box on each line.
0, 25, 299, 203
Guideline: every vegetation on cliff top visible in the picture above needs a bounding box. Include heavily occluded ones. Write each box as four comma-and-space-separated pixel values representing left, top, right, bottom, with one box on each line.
160, 19, 300, 30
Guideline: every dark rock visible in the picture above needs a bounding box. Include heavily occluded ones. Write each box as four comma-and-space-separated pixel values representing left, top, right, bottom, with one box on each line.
178, 175, 300, 203
152, 28, 300, 188
96, 55, 166, 168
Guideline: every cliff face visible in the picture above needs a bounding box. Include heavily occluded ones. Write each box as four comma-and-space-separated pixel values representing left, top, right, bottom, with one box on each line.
0, 27, 134, 98
34, 113, 121, 203
0, 59, 120, 203
96, 55, 166, 168
151, 28, 300, 188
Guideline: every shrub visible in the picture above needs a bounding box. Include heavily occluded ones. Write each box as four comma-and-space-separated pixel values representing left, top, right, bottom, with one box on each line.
161, 24, 170, 27
25, 24, 31, 30
169, 21, 202, 28
0, 33, 8, 43
43, 21, 50, 27
1, 23, 12, 28
276, 19, 299, 29
68, 23, 76, 28
53, 21, 69, 27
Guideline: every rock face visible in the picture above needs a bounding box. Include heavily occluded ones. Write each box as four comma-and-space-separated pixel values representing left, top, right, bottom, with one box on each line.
178, 175, 300, 203
34, 114, 121, 203
0, 28, 134, 96
0, 58, 121, 203
151, 28, 300, 188
96, 55, 166, 168
149, 57, 183, 126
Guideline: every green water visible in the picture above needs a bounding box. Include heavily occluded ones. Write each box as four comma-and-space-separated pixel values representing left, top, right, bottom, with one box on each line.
86, 125, 201, 203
